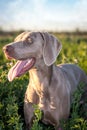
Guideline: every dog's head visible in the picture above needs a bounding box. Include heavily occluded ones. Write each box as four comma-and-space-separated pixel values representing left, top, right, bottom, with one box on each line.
3, 31, 62, 81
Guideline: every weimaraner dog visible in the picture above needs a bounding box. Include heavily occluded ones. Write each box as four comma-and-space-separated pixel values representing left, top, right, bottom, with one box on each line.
3, 32, 87, 130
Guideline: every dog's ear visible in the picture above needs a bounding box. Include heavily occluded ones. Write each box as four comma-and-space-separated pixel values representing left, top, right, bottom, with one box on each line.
42, 32, 62, 66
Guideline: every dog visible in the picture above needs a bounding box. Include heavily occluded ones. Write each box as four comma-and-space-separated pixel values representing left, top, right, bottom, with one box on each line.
3, 31, 87, 129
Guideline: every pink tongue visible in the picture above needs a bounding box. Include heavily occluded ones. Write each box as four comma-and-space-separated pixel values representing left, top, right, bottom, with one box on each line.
8, 59, 33, 82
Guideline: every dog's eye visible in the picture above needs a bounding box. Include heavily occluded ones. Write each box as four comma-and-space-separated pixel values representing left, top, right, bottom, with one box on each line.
27, 38, 33, 44
23, 38, 33, 46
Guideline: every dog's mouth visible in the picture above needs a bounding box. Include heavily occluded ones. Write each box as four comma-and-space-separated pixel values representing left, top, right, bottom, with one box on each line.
8, 58, 36, 82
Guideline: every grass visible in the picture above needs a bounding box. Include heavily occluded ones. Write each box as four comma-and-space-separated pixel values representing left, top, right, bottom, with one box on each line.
0, 31, 87, 130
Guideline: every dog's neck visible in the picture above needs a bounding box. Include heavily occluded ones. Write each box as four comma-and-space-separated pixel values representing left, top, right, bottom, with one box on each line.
29, 58, 53, 96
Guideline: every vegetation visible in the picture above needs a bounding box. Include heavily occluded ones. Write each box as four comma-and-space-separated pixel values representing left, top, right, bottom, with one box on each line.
0, 31, 87, 130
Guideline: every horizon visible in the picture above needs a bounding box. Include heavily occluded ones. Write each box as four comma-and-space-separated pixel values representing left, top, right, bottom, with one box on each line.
0, 0, 87, 31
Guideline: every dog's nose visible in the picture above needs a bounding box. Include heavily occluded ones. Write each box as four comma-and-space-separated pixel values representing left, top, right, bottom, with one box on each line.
3, 45, 14, 53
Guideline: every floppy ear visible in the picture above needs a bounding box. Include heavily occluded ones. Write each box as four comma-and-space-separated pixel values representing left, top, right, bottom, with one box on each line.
42, 32, 62, 66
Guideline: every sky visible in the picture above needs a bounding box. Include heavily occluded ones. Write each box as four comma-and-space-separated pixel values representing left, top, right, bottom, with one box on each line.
0, 0, 87, 31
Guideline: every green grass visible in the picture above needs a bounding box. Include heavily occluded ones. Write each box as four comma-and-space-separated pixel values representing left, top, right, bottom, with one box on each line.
0, 32, 87, 130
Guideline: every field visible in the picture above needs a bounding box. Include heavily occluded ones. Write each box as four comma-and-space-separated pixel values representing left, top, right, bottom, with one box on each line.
0, 31, 87, 130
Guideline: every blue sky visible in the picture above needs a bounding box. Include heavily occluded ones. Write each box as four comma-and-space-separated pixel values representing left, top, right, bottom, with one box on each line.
0, 0, 87, 31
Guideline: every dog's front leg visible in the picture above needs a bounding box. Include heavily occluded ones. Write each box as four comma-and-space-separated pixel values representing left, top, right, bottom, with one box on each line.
24, 102, 34, 130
